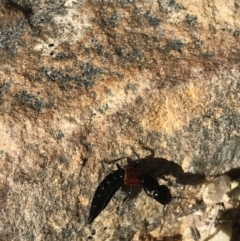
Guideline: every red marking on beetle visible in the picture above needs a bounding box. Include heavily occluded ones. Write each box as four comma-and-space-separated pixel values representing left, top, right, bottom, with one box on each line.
124, 166, 143, 186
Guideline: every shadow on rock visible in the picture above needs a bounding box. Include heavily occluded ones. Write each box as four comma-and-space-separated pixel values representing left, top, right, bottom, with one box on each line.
126, 150, 205, 186
220, 167, 240, 181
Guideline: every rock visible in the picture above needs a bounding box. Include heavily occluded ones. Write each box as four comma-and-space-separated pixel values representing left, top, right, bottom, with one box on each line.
202, 175, 231, 205
0, 0, 240, 240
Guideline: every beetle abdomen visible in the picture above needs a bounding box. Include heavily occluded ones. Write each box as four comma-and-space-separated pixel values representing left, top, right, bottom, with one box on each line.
87, 167, 125, 224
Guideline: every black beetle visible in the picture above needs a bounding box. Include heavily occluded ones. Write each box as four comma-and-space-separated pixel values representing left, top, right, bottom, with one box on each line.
87, 160, 172, 224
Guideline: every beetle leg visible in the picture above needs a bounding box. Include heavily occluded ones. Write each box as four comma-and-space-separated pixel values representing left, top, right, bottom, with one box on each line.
128, 186, 133, 195
130, 146, 155, 162
142, 184, 153, 197
122, 186, 133, 204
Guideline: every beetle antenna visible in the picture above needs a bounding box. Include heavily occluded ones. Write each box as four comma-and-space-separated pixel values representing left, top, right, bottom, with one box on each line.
130, 146, 140, 159
103, 156, 128, 164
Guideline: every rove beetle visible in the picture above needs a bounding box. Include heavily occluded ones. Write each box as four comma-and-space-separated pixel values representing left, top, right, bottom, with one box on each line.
87, 150, 172, 224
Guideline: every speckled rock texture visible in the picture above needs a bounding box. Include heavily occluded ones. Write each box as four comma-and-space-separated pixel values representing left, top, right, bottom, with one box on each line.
0, 0, 240, 240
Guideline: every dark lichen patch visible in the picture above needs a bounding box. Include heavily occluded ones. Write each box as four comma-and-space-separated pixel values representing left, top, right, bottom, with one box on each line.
0, 82, 11, 104
43, 67, 72, 89
165, 39, 184, 53
115, 47, 126, 57
125, 82, 139, 93
23, 72, 42, 83
192, 38, 203, 48
233, 28, 240, 37
119, 0, 135, 8
185, 14, 198, 27
112, 226, 135, 241
147, 15, 161, 27
0, 20, 27, 52
61, 225, 72, 239
58, 154, 71, 165
98, 104, 110, 114
54, 130, 65, 140
114, 47, 142, 62
42, 62, 103, 90
105, 88, 113, 96
15, 90, 53, 112
96, 44, 104, 55
54, 52, 75, 60
76, 62, 103, 88
159, 0, 186, 13
0, 181, 9, 210
101, 11, 121, 29
203, 51, 215, 60
125, 48, 142, 62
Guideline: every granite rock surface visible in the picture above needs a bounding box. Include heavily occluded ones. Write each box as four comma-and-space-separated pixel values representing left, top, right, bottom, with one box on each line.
0, 0, 240, 240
